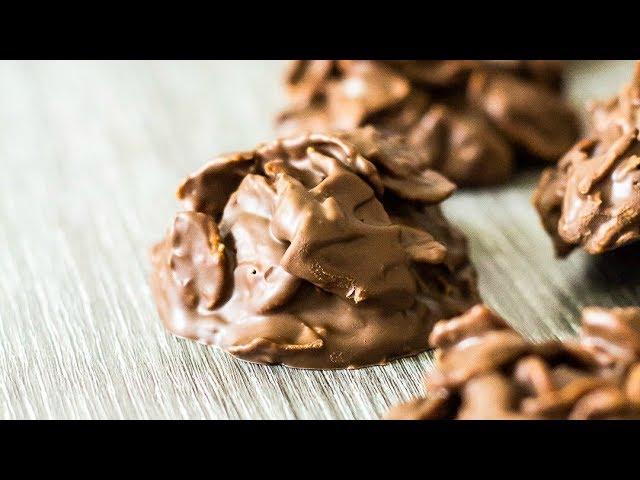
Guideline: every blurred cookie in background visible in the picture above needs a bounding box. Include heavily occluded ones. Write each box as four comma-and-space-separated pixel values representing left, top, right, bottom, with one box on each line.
277, 60, 579, 186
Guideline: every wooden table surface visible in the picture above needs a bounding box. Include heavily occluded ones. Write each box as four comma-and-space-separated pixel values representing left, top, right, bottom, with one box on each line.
1, 60, 638, 419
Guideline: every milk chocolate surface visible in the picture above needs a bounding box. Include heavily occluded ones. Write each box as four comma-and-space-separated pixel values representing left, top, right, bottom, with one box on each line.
150, 128, 479, 369
277, 60, 579, 186
386, 304, 640, 419
534, 62, 640, 256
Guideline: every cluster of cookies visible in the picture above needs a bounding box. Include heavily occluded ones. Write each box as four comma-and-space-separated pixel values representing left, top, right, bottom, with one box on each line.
387, 304, 640, 419
533, 62, 640, 256
151, 128, 479, 368
149, 61, 640, 419
278, 60, 579, 185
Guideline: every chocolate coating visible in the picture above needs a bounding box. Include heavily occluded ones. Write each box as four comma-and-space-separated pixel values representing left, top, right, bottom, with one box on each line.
386, 304, 640, 419
467, 70, 578, 160
150, 128, 479, 369
534, 62, 640, 255
277, 60, 579, 186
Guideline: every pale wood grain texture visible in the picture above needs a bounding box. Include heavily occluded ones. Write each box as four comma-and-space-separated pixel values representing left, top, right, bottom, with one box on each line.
0, 60, 637, 419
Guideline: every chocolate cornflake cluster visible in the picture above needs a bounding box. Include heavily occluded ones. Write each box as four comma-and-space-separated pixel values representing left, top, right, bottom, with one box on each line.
386, 304, 640, 419
534, 62, 640, 256
150, 128, 479, 369
277, 60, 579, 186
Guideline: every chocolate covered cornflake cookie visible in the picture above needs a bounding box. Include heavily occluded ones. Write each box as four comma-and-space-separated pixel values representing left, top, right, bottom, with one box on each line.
277, 60, 579, 186
534, 62, 640, 256
386, 304, 640, 419
150, 128, 479, 369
